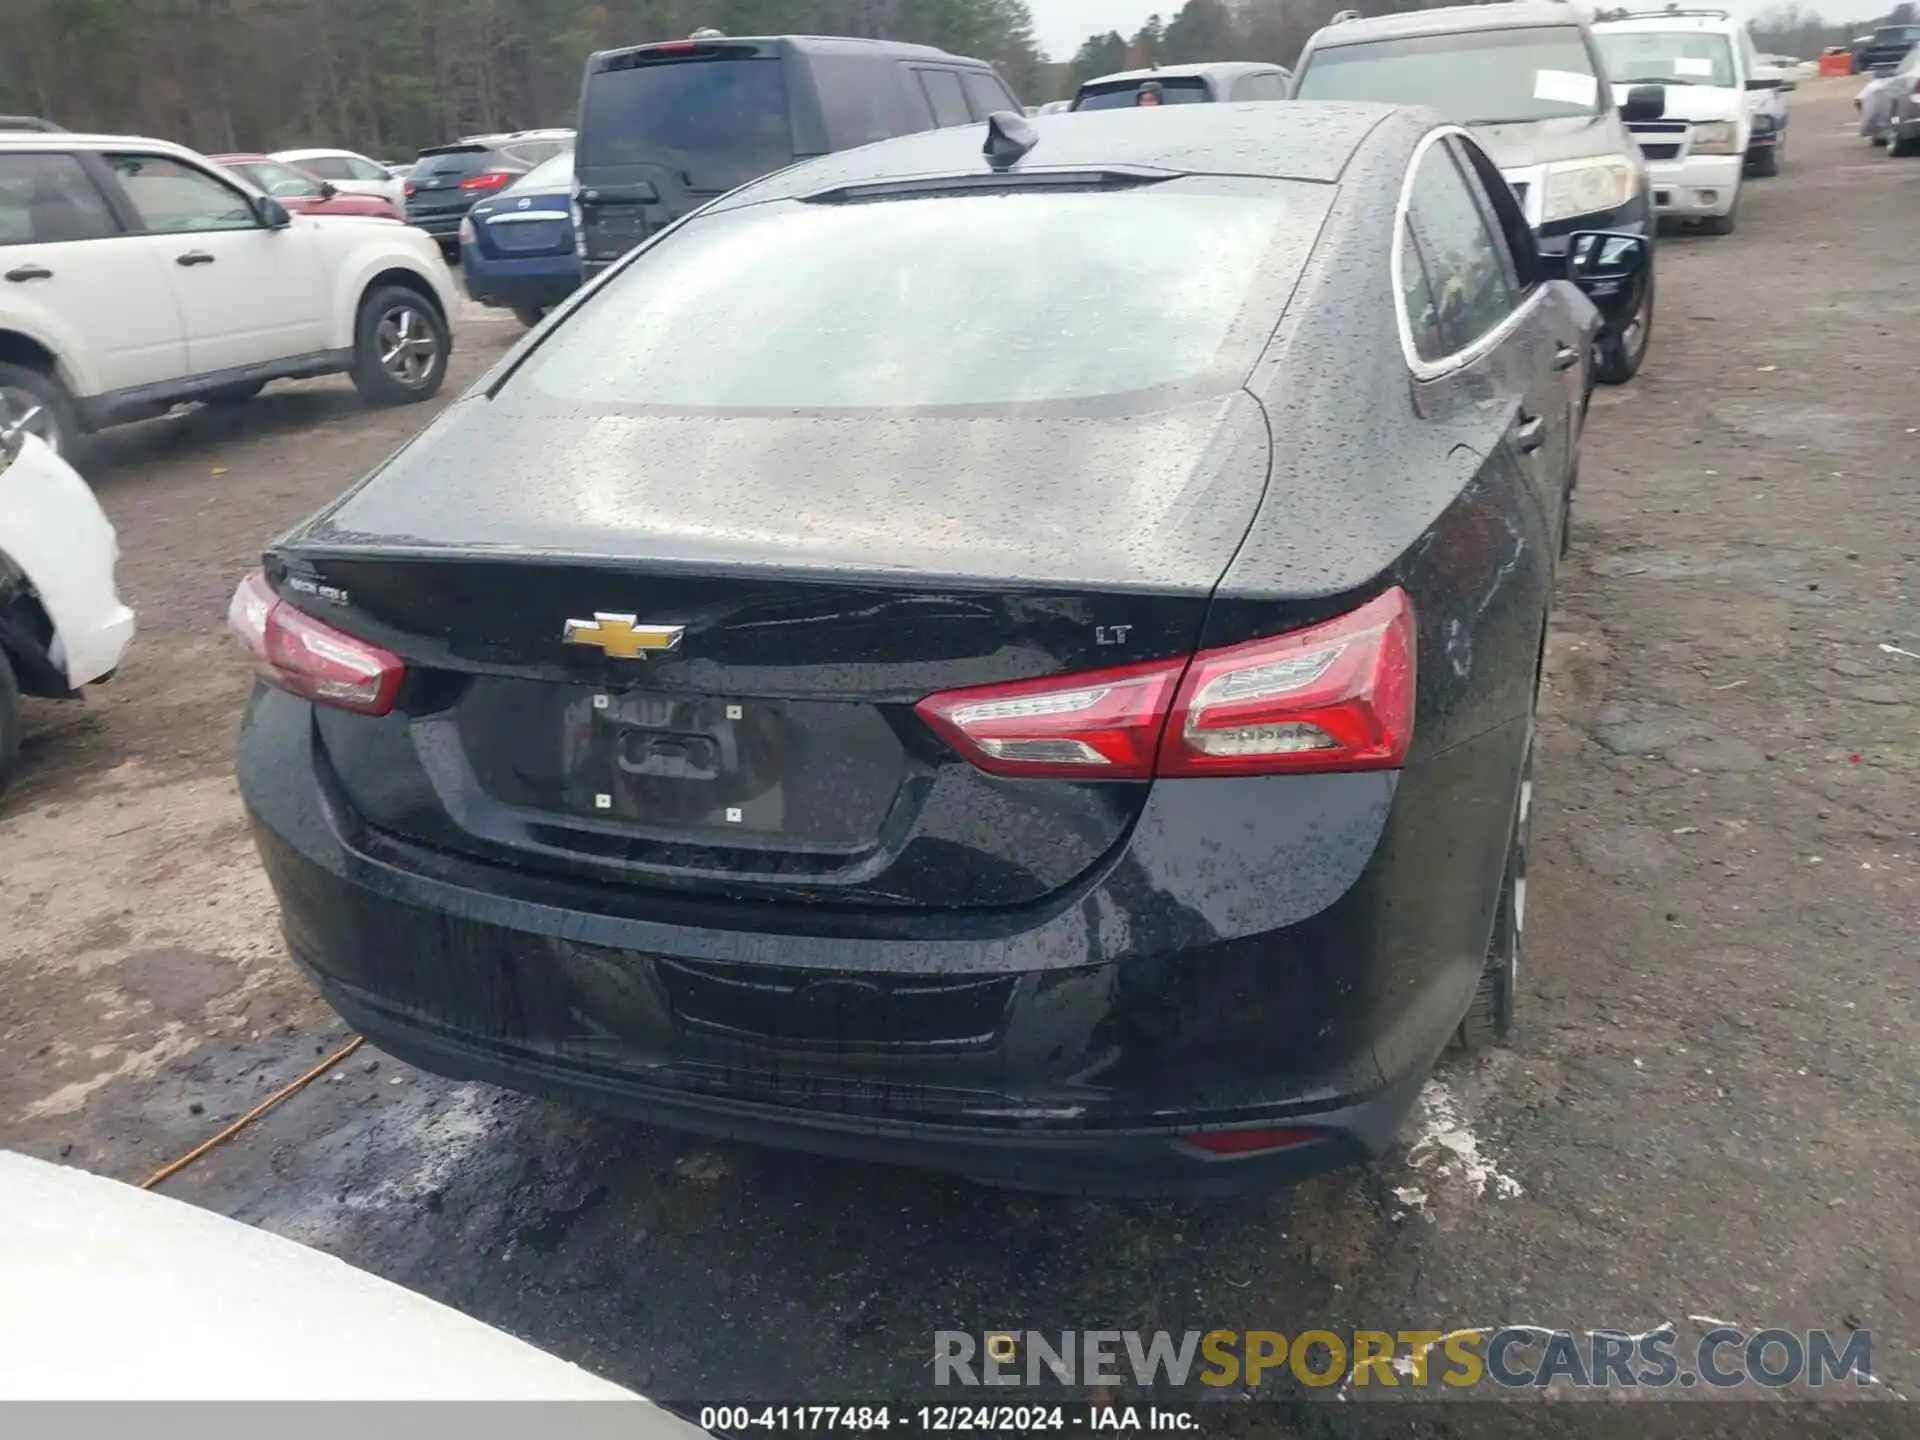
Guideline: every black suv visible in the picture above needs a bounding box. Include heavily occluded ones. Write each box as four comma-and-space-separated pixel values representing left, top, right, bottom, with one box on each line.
574, 33, 1022, 277
1293, 2, 1661, 385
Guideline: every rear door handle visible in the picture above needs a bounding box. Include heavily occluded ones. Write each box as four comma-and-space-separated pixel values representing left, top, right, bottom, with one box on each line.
1552, 342, 1581, 371
1513, 412, 1547, 454
5, 264, 52, 282
175, 251, 215, 267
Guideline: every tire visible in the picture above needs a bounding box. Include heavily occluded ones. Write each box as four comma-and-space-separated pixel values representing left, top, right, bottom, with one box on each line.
1592, 258, 1653, 386
1456, 723, 1530, 1052
1871, 132, 1889, 147
349, 284, 449, 408
0, 360, 81, 462
1748, 145, 1779, 178
202, 380, 266, 406
1890, 130, 1920, 158
1560, 463, 1578, 561
0, 648, 20, 801
511, 303, 547, 329
1696, 197, 1737, 236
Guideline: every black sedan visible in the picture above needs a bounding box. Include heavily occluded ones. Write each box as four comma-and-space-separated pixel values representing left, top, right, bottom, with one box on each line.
232, 103, 1647, 1196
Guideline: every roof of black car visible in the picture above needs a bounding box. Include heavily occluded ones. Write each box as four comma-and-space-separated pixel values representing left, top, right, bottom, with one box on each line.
717, 101, 1405, 207
1309, 2, 1587, 47
1078, 61, 1288, 86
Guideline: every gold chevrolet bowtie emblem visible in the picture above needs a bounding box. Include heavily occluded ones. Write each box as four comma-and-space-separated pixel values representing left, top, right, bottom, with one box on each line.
562, 613, 685, 659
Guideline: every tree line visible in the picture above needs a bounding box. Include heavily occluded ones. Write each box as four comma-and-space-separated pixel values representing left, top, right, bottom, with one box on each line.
0, 0, 1913, 163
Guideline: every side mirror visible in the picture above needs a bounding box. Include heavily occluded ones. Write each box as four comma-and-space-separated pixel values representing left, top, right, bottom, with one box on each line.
1567, 230, 1649, 283
1620, 84, 1666, 122
255, 196, 292, 230
317, 180, 338, 200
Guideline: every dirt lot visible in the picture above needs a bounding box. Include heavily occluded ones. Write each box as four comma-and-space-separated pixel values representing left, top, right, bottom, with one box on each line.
1, 80, 1914, 1423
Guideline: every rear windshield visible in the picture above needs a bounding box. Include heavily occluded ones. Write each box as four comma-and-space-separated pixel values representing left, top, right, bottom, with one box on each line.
510, 177, 1325, 412
1073, 77, 1212, 109
412, 147, 489, 179
1295, 27, 1603, 123
578, 57, 793, 192
1593, 30, 1736, 88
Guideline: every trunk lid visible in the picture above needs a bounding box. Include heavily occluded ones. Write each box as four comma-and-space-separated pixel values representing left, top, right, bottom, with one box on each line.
273, 392, 1274, 911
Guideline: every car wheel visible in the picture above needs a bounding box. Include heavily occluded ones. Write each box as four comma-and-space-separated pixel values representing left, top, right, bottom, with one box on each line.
0, 361, 80, 462
0, 647, 20, 800
1748, 145, 1779, 178
1890, 130, 1920, 158
1560, 462, 1578, 561
1592, 259, 1653, 386
202, 380, 266, 406
511, 303, 548, 329
1871, 131, 1890, 147
1696, 197, 1737, 236
1457, 723, 1529, 1052
349, 285, 449, 407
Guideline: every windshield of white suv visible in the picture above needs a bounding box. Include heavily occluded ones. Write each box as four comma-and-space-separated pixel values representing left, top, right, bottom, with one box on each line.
1594, 30, 1737, 88
1294, 27, 1603, 124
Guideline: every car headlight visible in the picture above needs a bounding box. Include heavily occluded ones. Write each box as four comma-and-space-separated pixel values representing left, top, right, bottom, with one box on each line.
457, 216, 476, 247
1690, 121, 1741, 154
1540, 157, 1641, 223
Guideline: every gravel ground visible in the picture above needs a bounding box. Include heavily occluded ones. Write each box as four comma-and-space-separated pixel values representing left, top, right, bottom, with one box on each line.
1, 82, 1913, 1429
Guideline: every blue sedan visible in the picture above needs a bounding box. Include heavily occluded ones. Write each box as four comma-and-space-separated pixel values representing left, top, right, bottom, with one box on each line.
459, 152, 581, 326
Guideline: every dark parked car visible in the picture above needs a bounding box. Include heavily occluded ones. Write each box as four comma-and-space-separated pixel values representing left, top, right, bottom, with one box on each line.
1856, 23, 1920, 75
1293, 2, 1659, 385
232, 102, 1645, 1196
574, 33, 1022, 278
460, 151, 581, 326
405, 130, 574, 255
1069, 62, 1293, 109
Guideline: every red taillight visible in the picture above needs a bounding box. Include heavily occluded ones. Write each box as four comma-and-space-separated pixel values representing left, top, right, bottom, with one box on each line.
459, 171, 512, 191
226, 569, 403, 716
915, 656, 1184, 780
1160, 587, 1415, 776
404, 181, 416, 197
914, 588, 1415, 781
1177, 1127, 1319, 1157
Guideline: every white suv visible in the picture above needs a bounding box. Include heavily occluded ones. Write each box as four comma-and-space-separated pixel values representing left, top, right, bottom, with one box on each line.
1591, 8, 1762, 233
0, 122, 460, 460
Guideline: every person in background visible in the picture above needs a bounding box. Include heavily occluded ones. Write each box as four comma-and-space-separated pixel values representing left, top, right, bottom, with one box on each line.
1136, 80, 1164, 107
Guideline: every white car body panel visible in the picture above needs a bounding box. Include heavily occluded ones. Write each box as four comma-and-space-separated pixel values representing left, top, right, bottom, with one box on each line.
0, 1151, 711, 1410
271, 146, 408, 212
0, 434, 133, 687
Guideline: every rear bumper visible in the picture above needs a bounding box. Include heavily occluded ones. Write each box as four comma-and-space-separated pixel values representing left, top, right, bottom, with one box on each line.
408, 211, 468, 242
239, 686, 1521, 1195
1644, 155, 1742, 218
461, 253, 582, 312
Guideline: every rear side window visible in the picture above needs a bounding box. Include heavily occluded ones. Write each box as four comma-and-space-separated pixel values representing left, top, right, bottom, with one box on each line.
1235, 72, 1288, 100
1400, 140, 1514, 361
959, 70, 1019, 118
229, 159, 323, 198
812, 55, 909, 145
919, 69, 972, 127
495, 140, 569, 169
1397, 227, 1447, 362
342, 155, 391, 181
0, 153, 120, 245
514, 176, 1330, 412
579, 57, 793, 193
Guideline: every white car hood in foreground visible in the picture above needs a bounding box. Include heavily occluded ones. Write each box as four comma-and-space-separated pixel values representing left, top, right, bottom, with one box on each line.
0, 1151, 696, 1411
0, 434, 134, 687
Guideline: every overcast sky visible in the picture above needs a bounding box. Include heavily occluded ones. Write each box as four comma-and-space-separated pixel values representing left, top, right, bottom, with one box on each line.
1024, 0, 1899, 61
